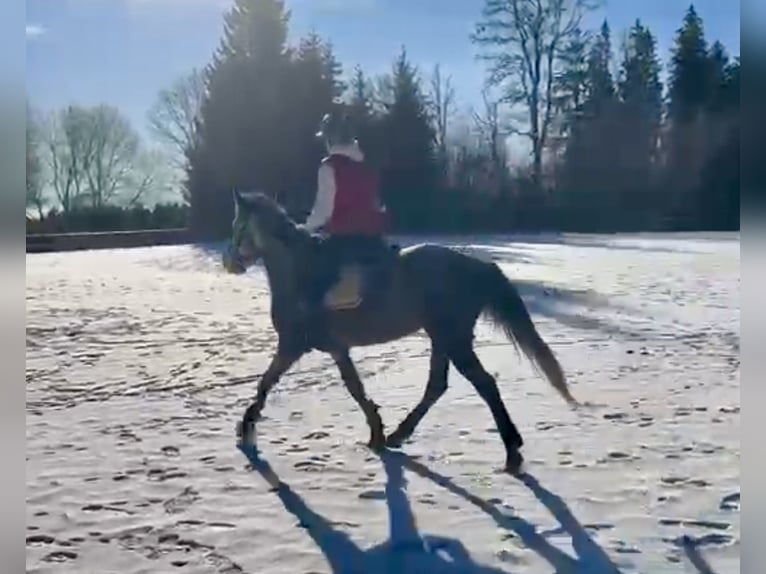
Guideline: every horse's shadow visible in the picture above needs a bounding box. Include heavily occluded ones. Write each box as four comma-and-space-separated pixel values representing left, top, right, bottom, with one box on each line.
239, 445, 624, 574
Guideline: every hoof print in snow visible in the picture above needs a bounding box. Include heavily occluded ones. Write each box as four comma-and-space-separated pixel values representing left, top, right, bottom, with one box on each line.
660, 476, 688, 486
358, 490, 386, 501
163, 487, 200, 515
607, 451, 632, 460
664, 552, 682, 563
26, 534, 56, 546
42, 550, 78, 563
720, 492, 740, 511
293, 460, 325, 472
660, 518, 731, 532
147, 467, 188, 482
676, 532, 736, 548
161, 445, 180, 457
613, 541, 641, 554
603, 412, 628, 421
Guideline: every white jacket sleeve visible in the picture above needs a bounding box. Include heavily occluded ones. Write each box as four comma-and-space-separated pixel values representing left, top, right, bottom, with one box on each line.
304, 163, 336, 232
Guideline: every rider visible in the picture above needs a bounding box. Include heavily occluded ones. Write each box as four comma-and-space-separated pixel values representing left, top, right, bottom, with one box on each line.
301, 106, 390, 338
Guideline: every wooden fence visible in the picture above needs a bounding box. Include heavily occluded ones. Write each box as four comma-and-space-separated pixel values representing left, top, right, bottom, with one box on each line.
26, 229, 191, 253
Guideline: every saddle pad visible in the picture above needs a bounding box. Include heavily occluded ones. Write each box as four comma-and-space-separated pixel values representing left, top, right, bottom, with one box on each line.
324, 266, 364, 310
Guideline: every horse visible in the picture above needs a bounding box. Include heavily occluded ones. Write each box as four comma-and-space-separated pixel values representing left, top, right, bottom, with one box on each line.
222, 190, 578, 474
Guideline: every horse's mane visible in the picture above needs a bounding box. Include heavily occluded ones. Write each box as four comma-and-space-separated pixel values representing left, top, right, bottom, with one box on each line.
240, 191, 316, 249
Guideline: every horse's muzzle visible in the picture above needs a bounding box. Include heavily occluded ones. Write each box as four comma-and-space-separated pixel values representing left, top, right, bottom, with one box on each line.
222, 244, 247, 274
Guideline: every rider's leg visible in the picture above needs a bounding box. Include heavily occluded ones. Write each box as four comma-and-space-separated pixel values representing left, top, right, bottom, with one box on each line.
359, 235, 392, 301
303, 237, 343, 343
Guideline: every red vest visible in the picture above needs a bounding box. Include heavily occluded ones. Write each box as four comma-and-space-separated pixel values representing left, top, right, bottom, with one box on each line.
324, 154, 388, 236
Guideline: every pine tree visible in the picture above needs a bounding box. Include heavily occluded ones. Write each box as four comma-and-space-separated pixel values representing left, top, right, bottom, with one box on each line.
664, 4, 713, 224
286, 32, 345, 214
696, 43, 739, 229
617, 19, 663, 204
348, 66, 373, 117
378, 47, 436, 230
551, 27, 588, 169
706, 40, 730, 114
554, 27, 589, 132
186, 0, 293, 237
345, 65, 381, 163
619, 21, 662, 121
561, 19, 620, 215
584, 20, 616, 116
668, 5, 710, 122
321, 40, 346, 100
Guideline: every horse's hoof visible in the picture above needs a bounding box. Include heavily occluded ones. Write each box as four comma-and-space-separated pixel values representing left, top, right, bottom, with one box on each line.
384, 432, 406, 449
368, 435, 386, 452
237, 420, 256, 446
505, 449, 524, 475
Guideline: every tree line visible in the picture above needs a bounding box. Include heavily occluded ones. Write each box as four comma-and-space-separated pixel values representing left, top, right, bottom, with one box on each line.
26, 0, 741, 236
25, 101, 187, 233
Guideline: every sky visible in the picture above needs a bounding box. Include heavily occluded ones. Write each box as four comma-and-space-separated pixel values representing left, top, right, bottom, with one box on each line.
26, 0, 740, 141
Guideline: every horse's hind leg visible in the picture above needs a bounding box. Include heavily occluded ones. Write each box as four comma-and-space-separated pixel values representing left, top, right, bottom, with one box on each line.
386, 345, 449, 448
449, 342, 525, 474
332, 350, 385, 450
238, 347, 302, 444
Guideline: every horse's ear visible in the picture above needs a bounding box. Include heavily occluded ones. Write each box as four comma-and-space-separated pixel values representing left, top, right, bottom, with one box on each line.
235, 190, 253, 216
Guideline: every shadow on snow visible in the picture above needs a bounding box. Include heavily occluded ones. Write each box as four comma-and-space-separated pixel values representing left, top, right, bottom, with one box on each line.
239, 444, 624, 574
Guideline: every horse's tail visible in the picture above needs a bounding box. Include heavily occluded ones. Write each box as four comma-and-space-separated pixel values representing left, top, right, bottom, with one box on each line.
480, 263, 577, 406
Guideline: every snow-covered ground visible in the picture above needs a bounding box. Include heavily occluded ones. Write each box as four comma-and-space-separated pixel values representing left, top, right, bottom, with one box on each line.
26, 233, 740, 574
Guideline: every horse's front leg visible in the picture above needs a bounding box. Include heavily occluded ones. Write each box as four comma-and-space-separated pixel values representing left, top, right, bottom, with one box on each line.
238, 347, 302, 445
331, 350, 385, 450
386, 344, 449, 448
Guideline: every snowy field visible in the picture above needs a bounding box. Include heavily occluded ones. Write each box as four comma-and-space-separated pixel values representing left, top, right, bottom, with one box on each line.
26, 233, 740, 574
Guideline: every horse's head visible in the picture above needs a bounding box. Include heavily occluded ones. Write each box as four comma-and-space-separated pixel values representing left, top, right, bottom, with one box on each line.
222, 189, 310, 274
222, 190, 265, 274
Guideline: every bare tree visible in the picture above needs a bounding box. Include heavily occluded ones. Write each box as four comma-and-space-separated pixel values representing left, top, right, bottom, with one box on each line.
83, 105, 144, 207
429, 64, 456, 178
471, 88, 512, 186
26, 104, 45, 219
472, 89, 501, 163
147, 69, 206, 167
122, 148, 167, 207
42, 105, 157, 211
42, 106, 91, 213
472, 0, 598, 189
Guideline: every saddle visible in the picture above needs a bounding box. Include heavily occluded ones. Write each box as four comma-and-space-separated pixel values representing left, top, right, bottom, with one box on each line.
324, 266, 365, 310
322, 243, 399, 311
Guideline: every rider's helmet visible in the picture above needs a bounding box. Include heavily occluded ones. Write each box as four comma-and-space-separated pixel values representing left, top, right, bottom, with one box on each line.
315, 105, 355, 148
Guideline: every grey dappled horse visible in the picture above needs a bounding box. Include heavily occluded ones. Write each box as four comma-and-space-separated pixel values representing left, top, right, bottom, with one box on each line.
222, 191, 577, 473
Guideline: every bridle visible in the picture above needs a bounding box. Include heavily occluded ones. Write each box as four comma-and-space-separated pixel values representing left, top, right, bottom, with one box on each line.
225, 214, 259, 273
